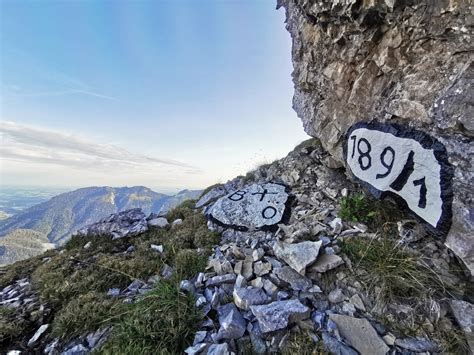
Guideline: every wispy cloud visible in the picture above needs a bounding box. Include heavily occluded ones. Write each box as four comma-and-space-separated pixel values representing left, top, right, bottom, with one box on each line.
0, 121, 200, 174
18, 89, 117, 101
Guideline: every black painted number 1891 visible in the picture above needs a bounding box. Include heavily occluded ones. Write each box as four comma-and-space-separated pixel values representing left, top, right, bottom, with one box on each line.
350, 135, 427, 208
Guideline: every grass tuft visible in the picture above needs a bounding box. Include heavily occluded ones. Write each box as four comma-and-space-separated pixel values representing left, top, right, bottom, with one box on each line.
99, 280, 201, 354
340, 237, 449, 304
175, 249, 208, 279
52, 291, 120, 340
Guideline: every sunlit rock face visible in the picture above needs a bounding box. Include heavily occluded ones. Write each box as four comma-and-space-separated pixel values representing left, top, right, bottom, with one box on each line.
278, 0, 473, 275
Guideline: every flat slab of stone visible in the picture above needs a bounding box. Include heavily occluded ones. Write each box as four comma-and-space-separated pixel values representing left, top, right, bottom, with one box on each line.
308, 253, 344, 273
251, 299, 310, 333
147, 217, 169, 228
273, 240, 322, 275
329, 314, 389, 355
207, 183, 289, 231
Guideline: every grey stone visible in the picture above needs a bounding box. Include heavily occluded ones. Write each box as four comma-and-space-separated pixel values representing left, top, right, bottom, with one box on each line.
273, 266, 312, 291
61, 344, 88, 355
205, 273, 236, 287
184, 343, 208, 354
160, 264, 174, 279
86, 327, 110, 349
328, 288, 347, 304
321, 332, 358, 355
349, 294, 366, 312
395, 337, 439, 352
75, 208, 148, 239
147, 217, 169, 228
150, 244, 164, 253
254, 261, 272, 276
329, 314, 389, 355
450, 300, 474, 352
216, 303, 246, 340
329, 218, 343, 234
196, 186, 227, 208
250, 299, 310, 333
106, 288, 120, 297
207, 343, 230, 355
207, 183, 289, 231
27, 324, 49, 347
233, 286, 268, 310
308, 254, 344, 273
252, 248, 264, 261
273, 240, 322, 275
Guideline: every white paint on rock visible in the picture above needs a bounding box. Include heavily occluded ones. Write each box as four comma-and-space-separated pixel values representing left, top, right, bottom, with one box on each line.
347, 128, 443, 227
208, 183, 289, 230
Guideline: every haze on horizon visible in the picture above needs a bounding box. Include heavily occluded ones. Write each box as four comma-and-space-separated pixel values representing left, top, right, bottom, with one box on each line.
0, 0, 308, 194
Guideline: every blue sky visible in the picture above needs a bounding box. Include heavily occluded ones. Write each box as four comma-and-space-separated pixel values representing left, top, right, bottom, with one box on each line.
0, 0, 307, 193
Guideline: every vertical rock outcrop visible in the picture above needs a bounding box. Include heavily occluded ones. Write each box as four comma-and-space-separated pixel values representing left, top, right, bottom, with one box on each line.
278, 0, 473, 275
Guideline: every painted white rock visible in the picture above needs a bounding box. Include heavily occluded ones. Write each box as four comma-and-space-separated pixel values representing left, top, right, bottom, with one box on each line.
345, 123, 452, 235
207, 183, 290, 231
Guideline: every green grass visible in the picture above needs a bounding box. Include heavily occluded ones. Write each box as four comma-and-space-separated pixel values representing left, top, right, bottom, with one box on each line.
0, 199, 217, 352
0, 306, 26, 343
52, 292, 121, 340
338, 193, 404, 229
98, 280, 201, 354
340, 237, 448, 303
282, 331, 328, 355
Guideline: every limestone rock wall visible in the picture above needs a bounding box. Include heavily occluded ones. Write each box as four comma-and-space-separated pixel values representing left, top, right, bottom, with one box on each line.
278, 0, 473, 275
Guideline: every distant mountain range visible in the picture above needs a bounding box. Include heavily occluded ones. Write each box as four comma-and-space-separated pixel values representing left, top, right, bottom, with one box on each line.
0, 186, 201, 265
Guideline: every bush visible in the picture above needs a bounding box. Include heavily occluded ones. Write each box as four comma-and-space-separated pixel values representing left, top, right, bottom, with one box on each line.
99, 281, 201, 354
52, 292, 120, 339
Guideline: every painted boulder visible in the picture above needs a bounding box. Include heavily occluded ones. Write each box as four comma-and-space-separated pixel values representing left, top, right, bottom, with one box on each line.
207, 183, 290, 231
344, 122, 453, 236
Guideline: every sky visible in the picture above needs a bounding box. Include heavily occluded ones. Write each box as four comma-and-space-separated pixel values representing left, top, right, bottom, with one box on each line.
0, 0, 308, 194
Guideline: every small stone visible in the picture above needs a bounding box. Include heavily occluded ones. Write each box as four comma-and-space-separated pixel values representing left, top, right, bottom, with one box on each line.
161, 264, 174, 279
329, 314, 389, 355
148, 217, 169, 228
62, 344, 88, 354
83, 241, 92, 249
395, 337, 439, 352
254, 261, 272, 276
233, 287, 269, 310
235, 274, 247, 288
329, 218, 343, 234
251, 299, 310, 333
308, 254, 344, 273
216, 303, 247, 340
328, 288, 347, 303
277, 291, 290, 300
172, 218, 183, 226
383, 333, 396, 346
242, 256, 254, 280
234, 260, 243, 275
253, 248, 264, 261
184, 343, 208, 354
28, 324, 49, 347
262, 279, 279, 298
273, 266, 312, 291
349, 294, 366, 311
207, 343, 230, 355
150, 244, 164, 253
250, 277, 264, 289
273, 240, 323, 275
180, 280, 194, 293
206, 273, 236, 287
125, 245, 136, 253
106, 288, 120, 297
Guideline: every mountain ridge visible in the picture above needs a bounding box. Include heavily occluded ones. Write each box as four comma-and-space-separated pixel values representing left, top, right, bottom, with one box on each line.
0, 186, 201, 264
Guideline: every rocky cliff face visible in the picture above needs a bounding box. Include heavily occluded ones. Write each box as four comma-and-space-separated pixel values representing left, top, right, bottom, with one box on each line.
278, 0, 473, 275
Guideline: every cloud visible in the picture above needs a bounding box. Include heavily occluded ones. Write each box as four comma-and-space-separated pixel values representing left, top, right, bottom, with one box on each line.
0, 121, 201, 174
18, 89, 117, 101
